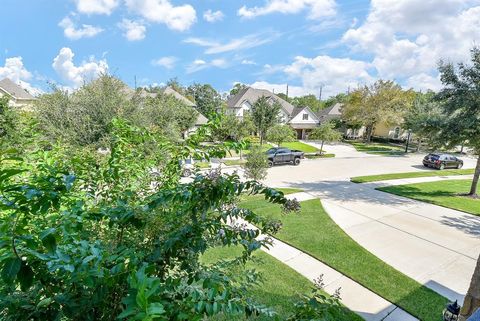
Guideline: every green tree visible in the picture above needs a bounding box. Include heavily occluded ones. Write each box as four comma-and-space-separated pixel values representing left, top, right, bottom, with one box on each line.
309, 121, 342, 154
436, 47, 480, 197
251, 96, 281, 144
0, 119, 298, 320
244, 145, 268, 180
403, 92, 444, 151
341, 80, 415, 143
187, 83, 223, 117
291, 94, 324, 112
35, 75, 137, 147
266, 124, 296, 146
0, 95, 18, 147
212, 114, 254, 158
229, 83, 247, 96
135, 92, 198, 140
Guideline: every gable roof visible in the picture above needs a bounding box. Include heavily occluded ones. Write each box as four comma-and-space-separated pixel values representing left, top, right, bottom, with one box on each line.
163, 86, 196, 107
195, 112, 208, 126
317, 103, 343, 122
289, 106, 320, 123
227, 87, 295, 116
0, 78, 35, 100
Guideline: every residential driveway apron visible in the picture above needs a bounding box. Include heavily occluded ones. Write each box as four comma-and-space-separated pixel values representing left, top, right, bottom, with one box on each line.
263, 144, 480, 304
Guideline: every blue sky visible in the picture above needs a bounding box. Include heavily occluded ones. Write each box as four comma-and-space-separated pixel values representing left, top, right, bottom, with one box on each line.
1, 0, 479, 97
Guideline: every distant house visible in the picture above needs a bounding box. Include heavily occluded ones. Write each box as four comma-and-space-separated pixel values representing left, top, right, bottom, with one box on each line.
227, 87, 327, 139
126, 85, 207, 135
0, 78, 36, 108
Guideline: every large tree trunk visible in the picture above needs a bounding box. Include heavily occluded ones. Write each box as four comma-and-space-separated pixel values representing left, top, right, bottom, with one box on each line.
320, 140, 324, 154
459, 254, 480, 321
469, 156, 480, 196
364, 125, 374, 143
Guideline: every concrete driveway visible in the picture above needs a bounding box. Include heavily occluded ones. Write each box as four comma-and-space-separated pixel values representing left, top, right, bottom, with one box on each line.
263, 143, 480, 303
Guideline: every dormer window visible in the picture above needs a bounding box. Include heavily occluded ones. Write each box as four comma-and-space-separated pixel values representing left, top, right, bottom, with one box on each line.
302, 113, 309, 120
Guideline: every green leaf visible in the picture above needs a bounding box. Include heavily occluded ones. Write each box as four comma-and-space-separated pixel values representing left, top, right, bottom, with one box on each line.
37, 297, 53, 308
1, 257, 21, 283
18, 262, 34, 290
40, 229, 57, 254
147, 302, 165, 316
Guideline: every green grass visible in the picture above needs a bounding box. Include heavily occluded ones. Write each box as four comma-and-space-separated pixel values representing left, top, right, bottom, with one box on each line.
351, 168, 474, 183
195, 161, 211, 169
281, 141, 318, 153
227, 144, 272, 158
276, 187, 304, 195
239, 198, 448, 321
202, 247, 363, 321
223, 159, 246, 166
378, 179, 480, 216
348, 141, 405, 155
305, 153, 335, 159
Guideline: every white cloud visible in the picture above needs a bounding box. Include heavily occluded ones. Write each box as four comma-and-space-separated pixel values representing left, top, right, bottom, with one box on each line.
59, 16, 104, 40
282, 55, 373, 97
118, 19, 146, 41
74, 0, 119, 15
151, 56, 177, 69
0, 56, 42, 95
184, 32, 279, 54
241, 59, 257, 65
238, 0, 336, 20
203, 9, 224, 22
342, 0, 480, 89
52, 47, 108, 88
186, 58, 227, 73
125, 0, 196, 31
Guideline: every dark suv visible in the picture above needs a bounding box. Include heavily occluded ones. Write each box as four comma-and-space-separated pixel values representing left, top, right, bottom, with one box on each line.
423, 153, 463, 170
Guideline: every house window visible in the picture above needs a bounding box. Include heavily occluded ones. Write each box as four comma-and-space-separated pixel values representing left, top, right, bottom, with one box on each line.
302, 113, 309, 120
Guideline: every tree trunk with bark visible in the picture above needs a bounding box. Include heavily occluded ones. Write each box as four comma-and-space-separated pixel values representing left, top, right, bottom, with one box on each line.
459, 254, 480, 321
364, 124, 374, 143
469, 156, 480, 196
320, 140, 324, 154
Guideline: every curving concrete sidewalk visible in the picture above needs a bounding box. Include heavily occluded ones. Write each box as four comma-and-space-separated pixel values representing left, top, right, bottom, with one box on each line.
238, 192, 418, 321
313, 177, 480, 304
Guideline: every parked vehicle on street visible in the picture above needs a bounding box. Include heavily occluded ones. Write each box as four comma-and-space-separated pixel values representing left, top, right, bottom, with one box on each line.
422, 153, 463, 170
266, 147, 304, 167
180, 158, 195, 177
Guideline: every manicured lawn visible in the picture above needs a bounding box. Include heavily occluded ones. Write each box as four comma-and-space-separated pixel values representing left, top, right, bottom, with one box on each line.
240, 198, 448, 321
222, 159, 246, 166
195, 161, 211, 169
202, 247, 363, 321
305, 153, 335, 159
348, 141, 405, 155
280, 141, 318, 153
227, 143, 272, 158
378, 179, 480, 216
351, 168, 475, 183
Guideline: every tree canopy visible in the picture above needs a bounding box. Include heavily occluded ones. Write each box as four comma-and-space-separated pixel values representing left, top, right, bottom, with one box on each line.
266, 124, 296, 146
187, 83, 223, 117
309, 121, 342, 153
436, 47, 480, 196
250, 96, 281, 144
341, 80, 415, 142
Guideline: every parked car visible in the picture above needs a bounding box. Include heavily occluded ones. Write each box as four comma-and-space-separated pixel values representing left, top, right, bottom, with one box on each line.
422, 153, 463, 170
266, 147, 304, 167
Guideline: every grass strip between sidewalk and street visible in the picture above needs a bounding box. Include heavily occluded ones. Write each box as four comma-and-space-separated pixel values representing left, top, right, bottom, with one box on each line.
351, 168, 474, 183
348, 141, 405, 155
378, 179, 480, 216
239, 197, 448, 321
202, 247, 364, 321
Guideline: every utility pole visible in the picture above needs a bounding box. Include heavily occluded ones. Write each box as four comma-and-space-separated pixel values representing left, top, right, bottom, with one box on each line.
318, 84, 324, 101
134, 75, 137, 90
286, 84, 289, 99
405, 130, 412, 153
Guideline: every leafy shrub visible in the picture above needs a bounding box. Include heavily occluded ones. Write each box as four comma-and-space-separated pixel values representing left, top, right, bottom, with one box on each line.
244, 145, 268, 181
0, 119, 296, 321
